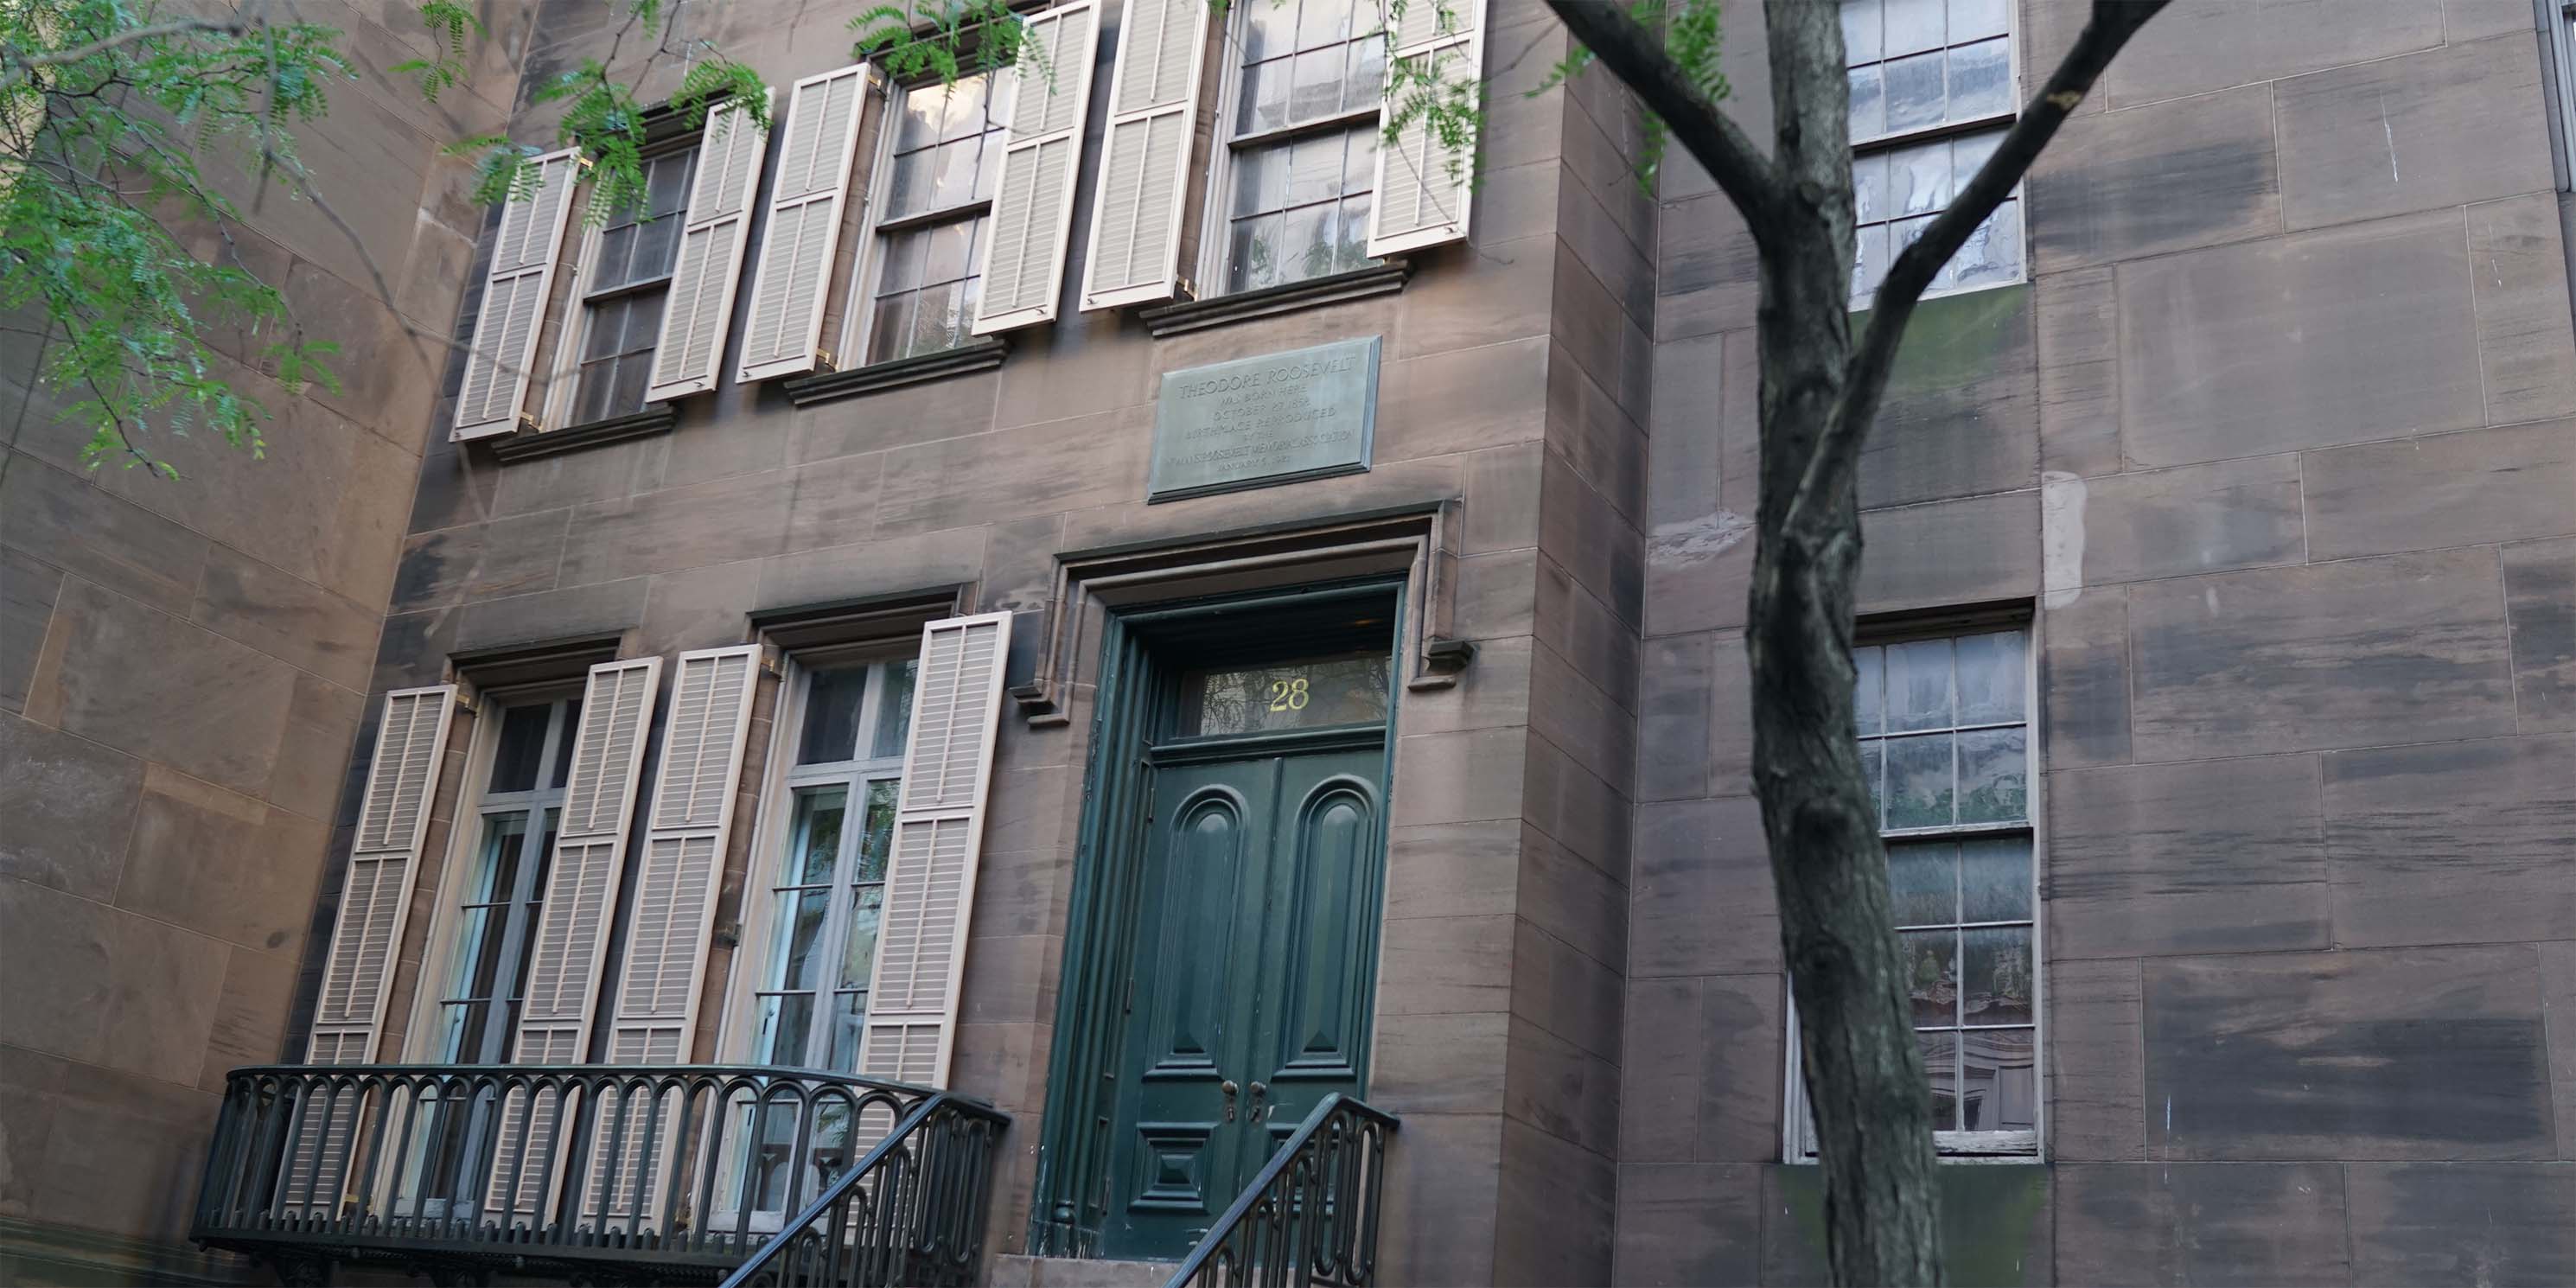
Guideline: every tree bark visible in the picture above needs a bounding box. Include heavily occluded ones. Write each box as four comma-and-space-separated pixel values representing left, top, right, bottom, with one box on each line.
1546, 2, 2170, 1283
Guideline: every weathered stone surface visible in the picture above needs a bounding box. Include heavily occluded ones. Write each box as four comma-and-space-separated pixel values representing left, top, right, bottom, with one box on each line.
0, 549, 61, 714
2047, 958, 2145, 1162
1502, 1013, 1619, 1157
3, 1044, 223, 1241
1613, 1164, 1760, 1287
2118, 211, 2482, 466
2126, 550, 2516, 759
2056, 1163, 2350, 1286
2039, 587, 2130, 768
120, 765, 328, 954
1494, 1117, 1616, 1287
2069, 455, 2305, 586
197, 944, 300, 1092
2503, 537, 2576, 730
2031, 84, 2281, 272
2034, 267, 2121, 478
2344, 1164, 2576, 1286
2143, 947, 2554, 1160
0, 713, 141, 902
1510, 917, 1623, 1064
1376, 1113, 1502, 1286
1764, 1164, 2051, 1287
1629, 796, 1776, 978
390, 508, 568, 611
189, 547, 381, 692
2273, 35, 2556, 231
1852, 286, 2038, 510
1373, 1010, 1509, 1116
1634, 634, 1711, 802
450, 577, 647, 654
1656, 194, 1756, 344
24, 581, 297, 797
2050, 755, 2330, 959
2322, 735, 2576, 948
2106, 0, 2442, 105
0, 453, 209, 616
2543, 942, 2576, 1159
2304, 420, 2576, 559
2469, 194, 2576, 426
1855, 488, 2041, 615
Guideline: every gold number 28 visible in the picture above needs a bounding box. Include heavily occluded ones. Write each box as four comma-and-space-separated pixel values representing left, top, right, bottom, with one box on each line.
1266, 677, 1310, 711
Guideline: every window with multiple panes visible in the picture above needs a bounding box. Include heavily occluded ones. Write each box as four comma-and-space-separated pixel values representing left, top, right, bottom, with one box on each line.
1210, 0, 1385, 293
571, 147, 699, 424
743, 656, 919, 1073
857, 71, 1016, 364
2549, 2, 2576, 187
432, 694, 583, 1064
1841, 0, 2022, 306
1790, 626, 2037, 1157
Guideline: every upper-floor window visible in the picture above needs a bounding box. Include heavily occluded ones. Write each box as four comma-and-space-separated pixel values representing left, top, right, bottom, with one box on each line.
1842, 0, 2022, 306
856, 70, 1017, 364
1790, 626, 2038, 1157
743, 655, 919, 1073
571, 147, 700, 423
1208, 0, 1387, 293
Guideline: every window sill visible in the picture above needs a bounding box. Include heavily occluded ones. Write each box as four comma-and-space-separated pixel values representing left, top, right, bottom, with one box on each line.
781, 337, 1010, 407
1138, 262, 1412, 338
486, 405, 679, 462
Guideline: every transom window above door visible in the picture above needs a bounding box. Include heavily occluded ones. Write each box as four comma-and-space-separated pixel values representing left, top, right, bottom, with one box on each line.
744, 656, 919, 1073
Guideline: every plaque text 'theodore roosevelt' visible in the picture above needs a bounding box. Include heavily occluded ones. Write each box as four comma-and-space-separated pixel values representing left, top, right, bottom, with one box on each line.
1147, 335, 1380, 502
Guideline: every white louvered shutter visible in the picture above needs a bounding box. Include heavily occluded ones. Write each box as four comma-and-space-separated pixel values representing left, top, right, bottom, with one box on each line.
285, 686, 456, 1214
1078, 0, 1212, 310
1368, 0, 1488, 257
855, 614, 1012, 1088
972, 2, 1102, 335
647, 93, 774, 402
454, 150, 581, 440
490, 657, 662, 1220
738, 66, 873, 383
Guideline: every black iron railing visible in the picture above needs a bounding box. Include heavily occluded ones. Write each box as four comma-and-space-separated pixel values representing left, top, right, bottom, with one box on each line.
715, 1090, 1009, 1288
189, 1062, 1006, 1285
1161, 1094, 1400, 1288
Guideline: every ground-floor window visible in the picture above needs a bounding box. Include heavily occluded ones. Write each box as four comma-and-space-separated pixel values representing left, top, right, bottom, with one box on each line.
1790, 624, 2038, 1157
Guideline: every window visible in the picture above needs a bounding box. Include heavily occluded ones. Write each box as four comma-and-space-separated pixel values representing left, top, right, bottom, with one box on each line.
742, 657, 919, 1072
855, 71, 1015, 365
571, 147, 699, 424
1789, 627, 2038, 1157
430, 694, 583, 1064
2549, 2, 2576, 187
1841, 0, 2022, 305
1208, 0, 1385, 293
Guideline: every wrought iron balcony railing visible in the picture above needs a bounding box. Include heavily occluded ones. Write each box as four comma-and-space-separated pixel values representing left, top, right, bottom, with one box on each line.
189, 1062, 1008, 1285
1161, 1094, 1400, 1288
715, 1090, 1009, 1288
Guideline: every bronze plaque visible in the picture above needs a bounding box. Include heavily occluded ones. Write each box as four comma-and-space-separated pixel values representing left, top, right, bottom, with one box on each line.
1148, 335, 1380, 502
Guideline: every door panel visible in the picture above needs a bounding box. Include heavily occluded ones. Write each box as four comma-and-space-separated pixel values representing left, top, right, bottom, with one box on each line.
1103, 743, 1386, 1261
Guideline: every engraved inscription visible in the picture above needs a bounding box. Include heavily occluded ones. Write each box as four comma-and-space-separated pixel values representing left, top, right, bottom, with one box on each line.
1149, 336, 1380, 501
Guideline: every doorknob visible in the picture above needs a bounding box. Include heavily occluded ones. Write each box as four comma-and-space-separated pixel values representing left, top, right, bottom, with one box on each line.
1248, 1081, 1268, 1121
1220, 1080, 1239, 1123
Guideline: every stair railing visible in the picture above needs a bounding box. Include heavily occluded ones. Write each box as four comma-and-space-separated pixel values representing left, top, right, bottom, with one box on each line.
717, 1090, 1011, 1288
1162, 1094, 1400, 1288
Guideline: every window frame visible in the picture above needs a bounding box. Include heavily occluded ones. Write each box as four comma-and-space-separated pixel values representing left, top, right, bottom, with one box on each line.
839, 67, 1017, 369
720, 650, 920, 1074
2545, 0, 2576, 189
1192, 0, 1389, 297
543, 141, 703, 428
1782, 615, 2047, 1163
1844, 0, 2029, 309
405, 686, 584, 1066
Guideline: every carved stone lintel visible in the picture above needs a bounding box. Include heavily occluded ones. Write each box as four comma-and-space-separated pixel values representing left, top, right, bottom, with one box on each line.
1011, 502, 1473, 724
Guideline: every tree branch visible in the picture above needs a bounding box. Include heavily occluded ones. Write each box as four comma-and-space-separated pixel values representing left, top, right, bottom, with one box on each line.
3, 17, 246, 72
1541, 0, 1783, 226
1787, 0, 2170, 540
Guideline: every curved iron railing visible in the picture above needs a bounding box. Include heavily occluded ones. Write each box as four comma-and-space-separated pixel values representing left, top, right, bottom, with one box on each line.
1161, 1094, 1400, 1288
716, 1090, 1010, 1288
189, 1062, 1006, 1284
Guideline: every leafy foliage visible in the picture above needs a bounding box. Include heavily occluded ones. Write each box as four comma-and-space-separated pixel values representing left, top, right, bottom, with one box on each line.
851, 0, 1033, 87
0, 0, 352, 472
1531, 0, 1728, 193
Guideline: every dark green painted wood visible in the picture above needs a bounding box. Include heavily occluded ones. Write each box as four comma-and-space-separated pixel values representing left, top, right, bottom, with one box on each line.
1100, 743, 1386, 1260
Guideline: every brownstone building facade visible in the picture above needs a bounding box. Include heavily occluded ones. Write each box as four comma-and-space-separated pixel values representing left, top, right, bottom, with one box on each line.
3, 0, 2573, 1285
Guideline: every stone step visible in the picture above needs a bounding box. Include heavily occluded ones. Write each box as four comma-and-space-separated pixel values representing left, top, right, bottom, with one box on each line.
986, 1253, 1178, 1288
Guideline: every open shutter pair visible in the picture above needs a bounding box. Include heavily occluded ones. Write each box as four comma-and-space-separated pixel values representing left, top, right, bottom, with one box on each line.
286, 687, 456, 1213
453, 152, 582, 441
489, 658, 663, 1219
646, 94, 776, 402
737, 66, 875, 383
1078, 0, 1213, 310
1368, 0, 1489, 256
855, 614, 1013, 1087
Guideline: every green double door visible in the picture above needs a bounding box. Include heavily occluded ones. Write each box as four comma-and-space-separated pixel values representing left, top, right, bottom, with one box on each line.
1100, 739, 1387, 1260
